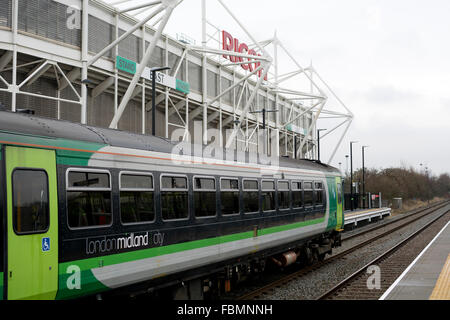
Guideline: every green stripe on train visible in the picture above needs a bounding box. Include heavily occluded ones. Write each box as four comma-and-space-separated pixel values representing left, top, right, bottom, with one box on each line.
0, 131, 105, 166
56, 217, 326, 299
0, 272, 3, 300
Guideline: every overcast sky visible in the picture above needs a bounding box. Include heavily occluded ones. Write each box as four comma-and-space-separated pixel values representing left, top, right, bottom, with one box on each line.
109, 0, 450, 175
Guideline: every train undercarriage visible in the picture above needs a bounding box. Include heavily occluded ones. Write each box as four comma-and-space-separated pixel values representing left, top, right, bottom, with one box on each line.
100, 231, 342, 301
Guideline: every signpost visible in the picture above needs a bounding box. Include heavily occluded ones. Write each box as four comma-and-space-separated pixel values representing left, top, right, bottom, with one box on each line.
116, 56, 190, 94
285, 124, 307, 135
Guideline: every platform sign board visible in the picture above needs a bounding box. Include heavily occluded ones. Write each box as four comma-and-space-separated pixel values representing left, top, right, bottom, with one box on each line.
141, 68, 176, 88
116, 56, 190, 94
116, 56, 136, 75
285, 124, 307, 135
176, 79, 190, 94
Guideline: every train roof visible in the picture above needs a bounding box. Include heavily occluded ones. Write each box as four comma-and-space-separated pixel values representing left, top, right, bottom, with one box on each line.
0, 110, 341, 175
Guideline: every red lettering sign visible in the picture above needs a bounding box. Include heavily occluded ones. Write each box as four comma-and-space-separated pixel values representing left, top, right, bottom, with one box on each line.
222, 30, 267, 80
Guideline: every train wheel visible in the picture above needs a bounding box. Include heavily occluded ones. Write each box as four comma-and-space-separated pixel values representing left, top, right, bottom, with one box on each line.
318, 253, 326, 262
304, 247, 314, 265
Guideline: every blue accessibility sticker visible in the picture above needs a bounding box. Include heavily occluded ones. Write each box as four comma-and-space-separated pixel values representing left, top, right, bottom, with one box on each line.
42, 237, 50, 252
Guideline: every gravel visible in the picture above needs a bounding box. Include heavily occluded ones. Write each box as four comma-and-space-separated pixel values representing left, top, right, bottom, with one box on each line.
258, 204, 450, 300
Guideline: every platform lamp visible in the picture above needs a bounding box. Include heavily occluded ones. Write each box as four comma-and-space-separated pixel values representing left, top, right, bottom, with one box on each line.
150, 66, 171, 136
317, 129, 327, 162
362, 145, 370, 209
249, 108, 279, 155
350, 141, 358, 211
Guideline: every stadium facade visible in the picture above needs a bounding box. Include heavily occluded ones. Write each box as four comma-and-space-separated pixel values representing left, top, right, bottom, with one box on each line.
0, 0, 353, 160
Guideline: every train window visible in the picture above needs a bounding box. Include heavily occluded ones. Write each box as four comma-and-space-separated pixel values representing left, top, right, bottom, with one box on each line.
67, 170, 112, 229
292, 181, 303, 208
244, 180, 258, 190
278, 181, 290, 210
304, 182, 313, 190
120, 173, 155, 224
161, 175, 189, 220
12, 170, 49, 234
221, 178, 240, 215
68, 171, 110, 188
262, 180, 275, 212
304, 181, 314, 207
243, 179, 259, 213
194, 177, 216, 218
314, 181, 325, 206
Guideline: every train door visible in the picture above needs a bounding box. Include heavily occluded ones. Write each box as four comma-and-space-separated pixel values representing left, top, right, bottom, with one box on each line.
336, 177, 344, 230
5, 146, 58, 300
326, 177, 337, 229
1, 145, 4, 300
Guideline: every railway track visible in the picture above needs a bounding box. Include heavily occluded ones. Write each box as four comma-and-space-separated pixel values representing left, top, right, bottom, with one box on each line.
342, 200, 449, 242
236, 200, 450, 300
317, 209, 450, 300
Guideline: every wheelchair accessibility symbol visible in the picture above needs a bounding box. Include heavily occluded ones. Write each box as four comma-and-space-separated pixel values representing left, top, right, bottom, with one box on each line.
42, 237, 50, 252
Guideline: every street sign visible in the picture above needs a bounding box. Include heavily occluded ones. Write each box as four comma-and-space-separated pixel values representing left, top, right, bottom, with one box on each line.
116, 55, 190, 94
285, 124, 306, 135
116, 56, 136, 74
176, 79, 190, 94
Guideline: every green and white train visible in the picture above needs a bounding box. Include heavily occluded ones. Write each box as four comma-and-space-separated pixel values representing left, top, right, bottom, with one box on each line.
0, 110, 344, 300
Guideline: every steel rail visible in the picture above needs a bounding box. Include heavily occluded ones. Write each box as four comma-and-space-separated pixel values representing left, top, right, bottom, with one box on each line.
343, 200, 449, 242
317, 209, 450, 300
236, 200, 449, 300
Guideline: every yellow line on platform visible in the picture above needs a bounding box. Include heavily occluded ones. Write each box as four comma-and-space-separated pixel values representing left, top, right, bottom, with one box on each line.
429, 254, 450, 300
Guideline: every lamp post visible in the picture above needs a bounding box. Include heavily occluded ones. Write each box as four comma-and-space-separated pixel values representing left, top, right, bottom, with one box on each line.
362, 145, 370, 209
350, 141, 358, 211
150, 66, 171, 136
345, 155, 349, 176
425, 166, 430, 204
250, 108, 279, 155
317, 129, 327, 162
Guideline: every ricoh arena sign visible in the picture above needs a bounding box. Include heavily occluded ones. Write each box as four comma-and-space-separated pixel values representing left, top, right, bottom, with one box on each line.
222, 30, 268, 80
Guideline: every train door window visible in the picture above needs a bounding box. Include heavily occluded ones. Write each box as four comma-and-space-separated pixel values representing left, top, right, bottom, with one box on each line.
314, 182, 325, 207
337, 182, 342, 204
161, 175, 189, 220
292, 181, 303, 208
67, 170, 112, 229
220, 178, 240, 215
304, 182, 314, 207
278, 181, 290, 210
120, 173, 155, 224
194, 177, 216, 218
12, 170, 49, 234
262, 180, 276, 212
243, 179, 259, 214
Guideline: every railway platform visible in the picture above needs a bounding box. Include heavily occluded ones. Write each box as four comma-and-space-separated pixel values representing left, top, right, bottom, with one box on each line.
380, 220, 450, 300
344, 208, 391, 228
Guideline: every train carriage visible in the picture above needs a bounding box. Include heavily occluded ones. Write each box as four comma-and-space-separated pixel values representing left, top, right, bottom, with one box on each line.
0, 110, 343, 300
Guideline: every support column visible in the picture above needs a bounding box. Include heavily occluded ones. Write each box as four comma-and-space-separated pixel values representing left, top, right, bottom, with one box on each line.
202, 0, 208, 145
11, 0, 18, 112
81, 0, 89, 124
109, 5, 175, 129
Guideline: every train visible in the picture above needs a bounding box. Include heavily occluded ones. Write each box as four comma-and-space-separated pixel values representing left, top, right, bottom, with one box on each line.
0, 109, 344, 300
